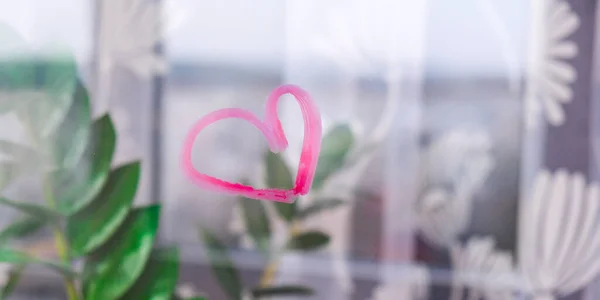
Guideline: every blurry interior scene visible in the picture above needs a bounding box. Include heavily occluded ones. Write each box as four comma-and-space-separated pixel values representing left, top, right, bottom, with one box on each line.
0, 0, 599, 299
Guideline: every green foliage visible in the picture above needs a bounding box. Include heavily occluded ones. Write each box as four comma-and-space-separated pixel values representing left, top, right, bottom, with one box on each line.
200, 229, 243, 300
0, 217, 46, 245
0, 197, 61, 220
239, 196, 271, 253
0, 248, 76, 278
52, 114, 116, 215
286, 231, 330, 251
264, 152, 297, 223
0, 140, 42, 168
120, 247, 180, 300
201, 123, 355, 299
312, 124, 354, 190
0, 24, 186, 300
83, 206, 160, 299
1, 265, 25, 297
251, 285, 314, 298
0, 162, 23, 191
66, 162, 140, 256
47, 79, 92, 169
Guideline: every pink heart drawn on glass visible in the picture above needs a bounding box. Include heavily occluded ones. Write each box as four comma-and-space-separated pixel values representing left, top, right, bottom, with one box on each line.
181, 84, 322, 203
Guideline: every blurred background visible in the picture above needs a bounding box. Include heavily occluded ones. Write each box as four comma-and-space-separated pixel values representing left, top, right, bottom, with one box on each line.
0, 0, 600, 299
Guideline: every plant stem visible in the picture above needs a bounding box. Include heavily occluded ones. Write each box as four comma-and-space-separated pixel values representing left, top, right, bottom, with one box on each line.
259, 221, 302, 287
21, 117, 79, 300
42, 180, 79, 300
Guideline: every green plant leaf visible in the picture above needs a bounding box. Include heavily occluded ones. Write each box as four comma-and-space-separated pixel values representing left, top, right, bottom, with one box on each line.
286, 231, 330, 251
265, 152, 294, 190
45, 78, 91, 169
0, 23, 31, 115
0, 264, 25, 298
0, 142, 42, 190
273, 201, 296, 224
0, 197, 61, 220
120, 247, 179, 300
312, 124, 353, 190
52, 114, 116, 215
83, 205, 160, 300
239, 195, 271, 253
15, 56, 77, 140
264, 152, 296, 222
251, 285, 314, 298
0, 162, 21, 191
200, 228, 242, 300
295, 198, 347, 220
66, 162, 140, 256
0, 248, 76, 278
0, 140, 41, 163
0, 217, 47, 245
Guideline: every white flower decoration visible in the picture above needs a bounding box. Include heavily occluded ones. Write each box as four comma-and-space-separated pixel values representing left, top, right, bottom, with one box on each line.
368, 264, 430, 300
417, 130, 495, 248
519, 169, 600, 300
525, 0, 580, 128
98, 0, 186, 78
450, 237, 517, 300
96, 0, 187, 113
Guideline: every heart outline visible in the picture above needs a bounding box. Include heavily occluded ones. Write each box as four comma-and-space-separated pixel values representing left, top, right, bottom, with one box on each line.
181, 84, 322, 203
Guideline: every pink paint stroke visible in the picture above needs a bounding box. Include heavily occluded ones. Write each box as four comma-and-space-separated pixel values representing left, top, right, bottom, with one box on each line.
181, 84, 323, 203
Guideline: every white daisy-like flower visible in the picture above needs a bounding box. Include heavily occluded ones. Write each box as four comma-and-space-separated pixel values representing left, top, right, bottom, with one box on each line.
417, 187, 469, 248
96, 0, 186, 114
98, 0, 186, 78
524, 0, 580, 128
417, 130, 495, 248
450, 237, 517, 300
368, 264, 430, 300
519, 169, 600, 299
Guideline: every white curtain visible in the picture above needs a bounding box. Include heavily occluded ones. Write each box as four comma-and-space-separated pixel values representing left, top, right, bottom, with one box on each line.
282, 0, 428, 298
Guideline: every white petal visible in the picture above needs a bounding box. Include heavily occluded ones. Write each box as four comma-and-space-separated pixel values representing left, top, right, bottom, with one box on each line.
548, 0, 569, 25
547, 40, 578, 59
548, 5, 580, 42
545, 59, 576, 84
520, 170, 551, 287
540, 74, 572, 103
540, 95, 566, 126
558, 182, 600, 292
541, 169, 568, 275
552, 173, 585, 269
469, 237, 495, 272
